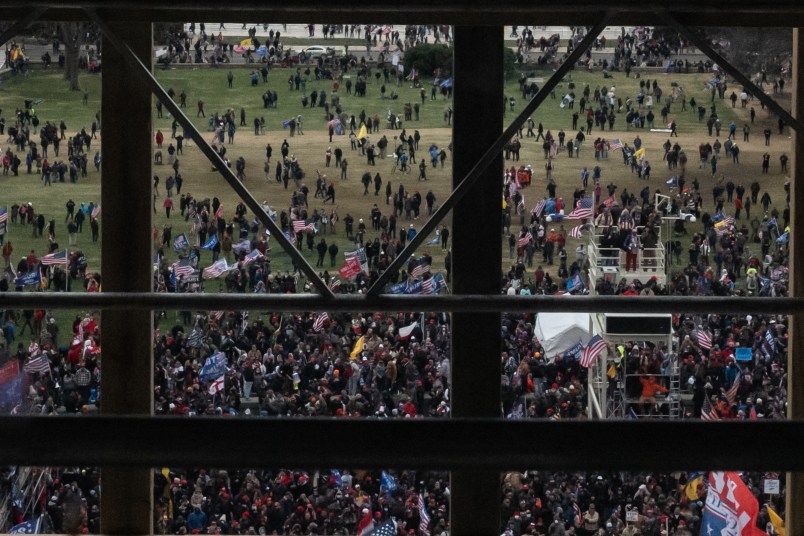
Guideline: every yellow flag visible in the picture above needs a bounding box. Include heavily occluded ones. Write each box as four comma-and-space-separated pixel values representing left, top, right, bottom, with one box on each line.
684, 474, 704, 501
607, 364, 616, 379
634, 147, 646, 160
350, 335, 365, 360
240, 38, 254, 47
357, 124, 368, 140
768, 506, 785, 536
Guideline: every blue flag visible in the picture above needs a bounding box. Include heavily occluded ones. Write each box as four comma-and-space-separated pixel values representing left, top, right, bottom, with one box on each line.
199, 352, 227, 383
388, 281, 409, 294
381, 471, 397, 493
202, 234, 218, 250
173, 233, 189, 252
15, 270, 41, 287
0, 375, 23, 406
9, 517, 41, 534
331, 469, 342, 487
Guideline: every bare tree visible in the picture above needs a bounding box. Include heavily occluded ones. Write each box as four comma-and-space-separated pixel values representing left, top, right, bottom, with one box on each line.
58, 22, 83, 91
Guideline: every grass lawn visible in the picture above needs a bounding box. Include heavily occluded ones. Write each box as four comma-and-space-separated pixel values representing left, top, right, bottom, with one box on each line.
0, 62, 792, 333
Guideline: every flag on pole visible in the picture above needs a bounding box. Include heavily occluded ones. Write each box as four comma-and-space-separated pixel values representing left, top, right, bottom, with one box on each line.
0, 205, 7, 224
313, 312, 329, 332
201, 234, 218, 250
517, 231, 533, 248
214, 205, 224, 220
232, 239, 252, 254
292, 219, 317, 233
701, 472, 763, 536
356, 512, 374, 536
684, 473, 705, 501
91, 205, 101, 219
173, 233, 189, 251
767, 505, 785, 536
696, 328, 713, 350
567, 197, 593, 219
15, 270, 41, 287
609, 138, 624, 150
418, 494, 431, 536
381, 471, 397, 494
40, 251, 68, 266
726, 373, 740, 406
203, 259, 229, 279
410, 263, 431, 279
531, 198, 547, 218
198, 352, 227, 383
579, 335, 607, 368
208, 376, 225, 395
569, 224, 585, 239
9, 517, 41, 534
172, 259, 194, 278
701, 396, 719, 421
602, 195, 616, 208
350, 335, 365, 360
24, 355, 50, 374
357, 124, 368, 140
242, 249, 265, 266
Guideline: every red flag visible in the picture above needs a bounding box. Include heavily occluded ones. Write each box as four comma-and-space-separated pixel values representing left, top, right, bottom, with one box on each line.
703, 472, 767, 536
338, 257, 362, 279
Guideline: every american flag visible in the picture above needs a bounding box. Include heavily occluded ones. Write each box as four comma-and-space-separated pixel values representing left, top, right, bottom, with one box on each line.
411, 263, 431, 279
292, 219, 316, 233
345, 247, 368, 264
172, 259, 195, 278
214, 204, 224, 220
368, 519, 396, 536
567, 197, 593, 219
696, 328, 712, 350
531, 198, 547, 218
422, 277, 435, 294
242, 249, 264, 266
91, 205, 101, 219
569, 224, 585, 239
232, 239, 252, 254
0, 205, 7, 224
726, 373, 740, 406
580, 335, 607, 368
701, 395, 719, 421
203, 259, 229, 279
41, 250, 68, 266
602, 196, 616, 208
517, 232, 533, 248
609, 138, 624, 150
208, 376, 224, 395
418, 494, 431, 536
208, 310, 225, 321
24, 354, 51, 374
329, 279, 342, 291
313, 312, 329, 332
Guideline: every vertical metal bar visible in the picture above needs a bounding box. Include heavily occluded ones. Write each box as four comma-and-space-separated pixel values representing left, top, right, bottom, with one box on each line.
786, 27, 804, 536
99, 21, 153, 534
449, 26, 503, 536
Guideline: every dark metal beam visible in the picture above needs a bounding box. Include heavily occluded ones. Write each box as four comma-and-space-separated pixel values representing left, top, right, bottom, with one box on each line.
366, 12, 612, 295
1, 292, 803, 314
86, 9, 334, 299
660, 11, 804, 135
0, 417, 801, 471
99, 20, 154, 534
0, 7, 46, 49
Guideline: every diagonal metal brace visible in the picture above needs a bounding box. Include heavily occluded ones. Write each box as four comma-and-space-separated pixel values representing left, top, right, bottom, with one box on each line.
86, 10, 334, 298
366, 14, 612, 296
0, 7, 48, 50
659, 10, 804, 135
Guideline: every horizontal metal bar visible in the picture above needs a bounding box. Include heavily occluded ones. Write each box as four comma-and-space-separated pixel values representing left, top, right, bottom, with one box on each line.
3, 5, 804, 25
0, 292, 802, 314
0, 417, 801, 471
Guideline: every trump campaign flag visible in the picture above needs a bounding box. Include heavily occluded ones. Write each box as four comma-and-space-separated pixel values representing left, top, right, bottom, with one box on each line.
173, 233, 189, 251
701, 472, 766, 536
199, 352, 227, 383
338, 256, 362, 279
201, 234, 218, 250
9, 517, 41, 534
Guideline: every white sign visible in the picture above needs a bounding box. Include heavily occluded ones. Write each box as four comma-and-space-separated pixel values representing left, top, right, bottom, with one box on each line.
625, 510, 639, 523
764, 479, 780, 495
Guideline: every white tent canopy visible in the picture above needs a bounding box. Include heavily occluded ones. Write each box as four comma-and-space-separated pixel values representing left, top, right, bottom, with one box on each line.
534, 312, 591, 356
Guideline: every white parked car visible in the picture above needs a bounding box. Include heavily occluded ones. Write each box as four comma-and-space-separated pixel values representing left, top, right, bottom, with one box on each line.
301, 45, 335, 59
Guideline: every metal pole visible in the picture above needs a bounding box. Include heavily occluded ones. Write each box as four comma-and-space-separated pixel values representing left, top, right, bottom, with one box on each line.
449, 25, 503, 536
99, 21, 153, 535
786, 27, 804, 536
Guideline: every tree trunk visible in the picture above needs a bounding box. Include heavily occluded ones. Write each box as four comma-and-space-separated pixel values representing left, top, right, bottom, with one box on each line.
58, 22, 82, 91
